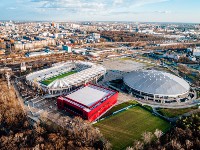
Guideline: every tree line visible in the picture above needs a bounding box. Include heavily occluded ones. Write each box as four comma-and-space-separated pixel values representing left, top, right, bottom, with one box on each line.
0, 79, 110, 150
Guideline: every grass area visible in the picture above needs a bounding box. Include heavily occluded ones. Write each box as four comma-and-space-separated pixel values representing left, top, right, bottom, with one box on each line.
197, 91, 200, 99
120, 57, 132, 60
101, 100, 138, 118
141, 105, 153, 112
41, 71, 76, 85
157, 106, 199, 118
94, 106, 170, 150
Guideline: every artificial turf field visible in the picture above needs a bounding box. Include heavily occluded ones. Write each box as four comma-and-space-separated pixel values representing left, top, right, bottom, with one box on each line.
94, 106, 171, 150
41, 71, 76, 85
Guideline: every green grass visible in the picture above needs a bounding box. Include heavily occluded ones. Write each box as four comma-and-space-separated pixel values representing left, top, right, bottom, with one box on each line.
94, 106, 170, 150
120, 57, 132, 61
101, 100, 138, 118
141, 105, 153, 112
197, 91, 200, 99
157, 106, 199, 118
41, 71, 76, 85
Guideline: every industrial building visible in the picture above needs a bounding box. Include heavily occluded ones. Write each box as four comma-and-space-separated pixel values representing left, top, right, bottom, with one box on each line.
25, 49, 65, 57
57, 84, 118, 121
62, 45, 72, 52
26, 61, 106, 95
123, 70, 190, 103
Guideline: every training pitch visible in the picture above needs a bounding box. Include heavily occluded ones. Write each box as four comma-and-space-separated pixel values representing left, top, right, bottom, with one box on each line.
94, 106, 170, 150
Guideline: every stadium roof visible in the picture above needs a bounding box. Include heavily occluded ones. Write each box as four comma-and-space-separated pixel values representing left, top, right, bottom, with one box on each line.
123, 70, 190, 97
26, 61, 106, 90
65, 84, 112, 108
47, 65, 105, 89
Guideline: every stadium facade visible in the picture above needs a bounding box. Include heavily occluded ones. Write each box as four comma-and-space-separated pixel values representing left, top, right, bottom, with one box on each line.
26, 61, 106, 95
123, 70, 190, 103
57, 84, 118, 121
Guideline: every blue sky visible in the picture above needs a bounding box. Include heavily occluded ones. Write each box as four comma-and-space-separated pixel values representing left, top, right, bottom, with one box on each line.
1, 0, 200, 23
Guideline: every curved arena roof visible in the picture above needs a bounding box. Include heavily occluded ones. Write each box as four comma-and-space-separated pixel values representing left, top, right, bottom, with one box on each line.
123, 70, 190, 97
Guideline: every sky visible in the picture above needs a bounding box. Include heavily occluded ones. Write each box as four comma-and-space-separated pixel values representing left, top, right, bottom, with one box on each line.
0, 0, 200, 23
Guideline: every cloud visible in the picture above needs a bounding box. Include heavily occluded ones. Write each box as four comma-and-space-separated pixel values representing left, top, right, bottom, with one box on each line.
30, 0, 106, 13
154, 10, 171, 14
7, 7, 17, 10
29, 0, 170, 13
112, 0, 169, 8
113, 0, 124, 5
0, 0, 172, 21
108, 10, 172, 16
131, 0, 169, 7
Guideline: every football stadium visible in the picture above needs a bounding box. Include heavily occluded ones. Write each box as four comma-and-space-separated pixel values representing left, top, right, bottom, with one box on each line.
123, 70, 191, 103
26, 61, 106, 95
57, 84, 118, 121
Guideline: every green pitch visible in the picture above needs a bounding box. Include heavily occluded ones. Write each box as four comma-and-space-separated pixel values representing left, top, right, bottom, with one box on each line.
41, 71, 76, 85
94, 106, 170, 150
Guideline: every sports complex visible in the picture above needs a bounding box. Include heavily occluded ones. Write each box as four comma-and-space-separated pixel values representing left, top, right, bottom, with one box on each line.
123, 70, 191, 104
26, 61, 106, 95
25, 59, 195, 125
26, 61, 118, 121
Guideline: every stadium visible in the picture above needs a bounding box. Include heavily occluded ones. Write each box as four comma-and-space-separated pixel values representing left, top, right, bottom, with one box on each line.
26, 61, 106, 95
57, 84, 118, 121
123, 70, 191, 103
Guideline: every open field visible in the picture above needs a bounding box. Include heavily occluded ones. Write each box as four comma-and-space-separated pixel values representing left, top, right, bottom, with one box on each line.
157, 106, 199, 118
41, 71, 76, 85
94, 106, 170, 150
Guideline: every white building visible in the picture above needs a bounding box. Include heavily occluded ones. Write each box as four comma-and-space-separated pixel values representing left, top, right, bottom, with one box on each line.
62, 45, 72, 53
193, 47, 200, 57
188, 56, 196, 61
14, 39, 56, 51
92, 33, 100, 40
123, 70, 190, 104
20, 62, 27, 72
73, 48, 87, 54
163, 53, 180, 60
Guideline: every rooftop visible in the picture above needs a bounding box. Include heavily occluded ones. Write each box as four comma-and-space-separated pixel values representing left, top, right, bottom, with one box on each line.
65, 84, 114, 108
123, 70, 190, 97
26, 61, 106, 90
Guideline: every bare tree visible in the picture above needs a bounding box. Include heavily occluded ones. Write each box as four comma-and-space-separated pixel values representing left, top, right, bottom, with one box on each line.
133, 140, 144, 150
154, 129, 163, 139
142, 131, 154, 144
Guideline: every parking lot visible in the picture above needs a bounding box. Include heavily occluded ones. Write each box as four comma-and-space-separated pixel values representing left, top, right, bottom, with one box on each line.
102, 59, 146, 72
15, 77, 63, 117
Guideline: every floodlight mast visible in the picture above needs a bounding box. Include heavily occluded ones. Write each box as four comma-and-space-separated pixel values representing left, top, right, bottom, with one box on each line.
6, 72, 11, 89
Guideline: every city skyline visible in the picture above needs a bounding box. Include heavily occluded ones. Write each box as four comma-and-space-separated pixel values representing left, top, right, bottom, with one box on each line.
1, 0, 200, 23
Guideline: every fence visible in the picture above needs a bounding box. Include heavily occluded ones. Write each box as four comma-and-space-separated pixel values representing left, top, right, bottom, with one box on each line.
93, 104, 137, 124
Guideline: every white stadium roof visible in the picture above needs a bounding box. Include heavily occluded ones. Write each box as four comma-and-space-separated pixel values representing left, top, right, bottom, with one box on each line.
123, 70, 190, 97
48, 65, 105, 89
65, 84, 112, 107
26, 61, 106, 91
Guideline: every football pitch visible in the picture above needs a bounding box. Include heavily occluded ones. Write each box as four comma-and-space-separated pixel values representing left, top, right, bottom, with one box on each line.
94, 106, 171, 150
41, 71, 76, 85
